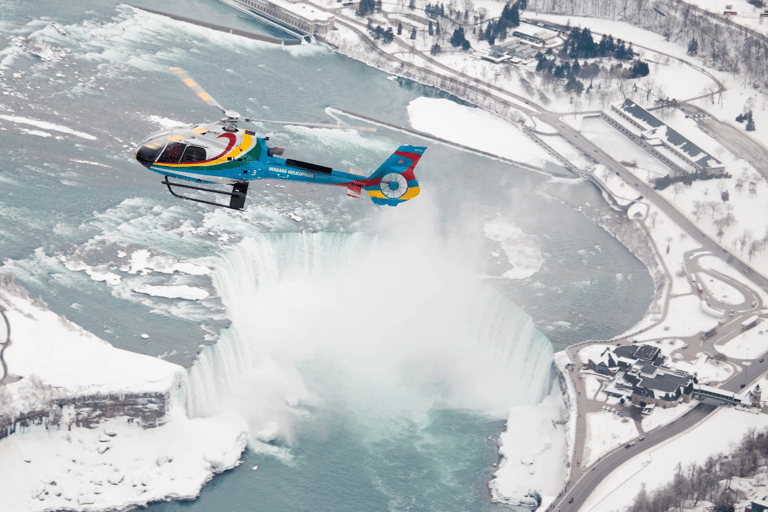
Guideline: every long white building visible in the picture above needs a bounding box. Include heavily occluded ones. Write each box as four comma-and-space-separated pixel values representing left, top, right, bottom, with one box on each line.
221, 0, 335, 38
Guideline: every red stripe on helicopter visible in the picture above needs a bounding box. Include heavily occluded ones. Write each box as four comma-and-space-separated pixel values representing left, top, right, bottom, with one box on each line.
394, 150, 422, 181
211, 132, 237, 161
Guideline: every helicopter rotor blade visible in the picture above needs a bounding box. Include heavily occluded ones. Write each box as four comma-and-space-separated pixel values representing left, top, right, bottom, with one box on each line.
247, 119, 377, 132
169, 66, 228, 115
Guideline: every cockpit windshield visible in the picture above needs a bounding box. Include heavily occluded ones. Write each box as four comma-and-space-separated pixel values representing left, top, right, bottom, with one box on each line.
135, 139, 208, 168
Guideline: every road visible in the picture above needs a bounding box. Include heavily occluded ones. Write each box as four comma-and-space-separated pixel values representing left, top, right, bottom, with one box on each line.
559, 403, 716, 512
0, 306, 10, 385
678, 102, 768, 183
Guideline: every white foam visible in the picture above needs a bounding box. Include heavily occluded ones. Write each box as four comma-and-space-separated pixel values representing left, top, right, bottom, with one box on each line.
133, 284, 210, 301
0, 115, 96, 140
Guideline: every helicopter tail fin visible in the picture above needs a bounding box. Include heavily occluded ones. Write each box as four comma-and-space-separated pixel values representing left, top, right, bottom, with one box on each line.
363, 145, 426, 206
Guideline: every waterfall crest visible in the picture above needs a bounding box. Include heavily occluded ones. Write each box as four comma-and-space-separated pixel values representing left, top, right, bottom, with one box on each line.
186, 232, 554, 436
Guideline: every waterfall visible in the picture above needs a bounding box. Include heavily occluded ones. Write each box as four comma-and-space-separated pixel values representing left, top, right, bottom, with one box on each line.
186, 231, 554, 435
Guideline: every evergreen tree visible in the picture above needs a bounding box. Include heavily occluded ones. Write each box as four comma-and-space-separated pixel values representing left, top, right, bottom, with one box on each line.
747, 111, 756, 131
408, 0, 415, 9
572, 59, 581, 77
450, 26, 466, 47
461, 38, 470, 50
397, 22, 402, 35
688, 37, 699, 55
383, 27, 394, 43
485, 21, 495, 45
436, 21, 441, 36
357, 0, 375, 17
630, 59, 650, 78
431, 43, 442, 55
565, 75, 584, 95
410, 27, 417, 39
428, 21, 433, 36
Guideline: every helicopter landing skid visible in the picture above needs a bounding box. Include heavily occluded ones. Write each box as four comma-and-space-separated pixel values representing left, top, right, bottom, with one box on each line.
162, 176, 249, 210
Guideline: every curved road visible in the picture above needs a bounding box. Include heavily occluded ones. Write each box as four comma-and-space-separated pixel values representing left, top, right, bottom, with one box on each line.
0, 306, 10, 385
560, 403, 716, 512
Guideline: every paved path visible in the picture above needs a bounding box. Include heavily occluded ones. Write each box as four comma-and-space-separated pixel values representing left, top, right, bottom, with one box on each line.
0, 306, 10, 385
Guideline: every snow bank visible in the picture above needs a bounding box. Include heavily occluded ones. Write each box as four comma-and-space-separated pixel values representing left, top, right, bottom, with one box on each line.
2, 286, 180, 396
0, 281, 248, 511
406, 97, 553, 166
490, 381, 568, 507
0, 410, 248, 512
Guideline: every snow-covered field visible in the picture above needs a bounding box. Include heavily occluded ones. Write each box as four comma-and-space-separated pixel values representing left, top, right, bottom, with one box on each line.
406, 97, 553, 166
583, 407, 768, 512
583, 412, 639, 467
716, 325, 768, 359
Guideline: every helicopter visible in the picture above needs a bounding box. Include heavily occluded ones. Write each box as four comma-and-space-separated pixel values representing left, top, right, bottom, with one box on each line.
133, 67, 427, 210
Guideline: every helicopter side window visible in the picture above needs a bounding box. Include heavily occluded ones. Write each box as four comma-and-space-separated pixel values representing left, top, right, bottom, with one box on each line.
157, 142, 186, 164
180, 145, 207, 163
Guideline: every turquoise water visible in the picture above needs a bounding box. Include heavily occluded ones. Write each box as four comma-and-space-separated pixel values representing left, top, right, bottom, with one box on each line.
0, 1, 653, 510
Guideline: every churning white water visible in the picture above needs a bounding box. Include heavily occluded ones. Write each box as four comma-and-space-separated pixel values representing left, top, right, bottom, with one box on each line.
186, 231, 554, 447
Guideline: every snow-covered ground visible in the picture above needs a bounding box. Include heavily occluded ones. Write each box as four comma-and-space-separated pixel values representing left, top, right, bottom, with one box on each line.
641, 399, 699, 432
641, 294, 720, 339
0, 282, 247, 512
582, 412, 639, 467
583, 407, 768, 512
406, 96, 553, 166
716, 325, 768, 359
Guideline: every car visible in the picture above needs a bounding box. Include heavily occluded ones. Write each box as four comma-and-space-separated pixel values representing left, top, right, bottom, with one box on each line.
761, 358, 765, 363
741, 383, 746, 388
639, 437, 644, 441
569, 497, 574, 504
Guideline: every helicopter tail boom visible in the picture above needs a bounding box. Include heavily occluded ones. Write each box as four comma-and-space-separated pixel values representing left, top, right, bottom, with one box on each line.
362, 145, 426, 206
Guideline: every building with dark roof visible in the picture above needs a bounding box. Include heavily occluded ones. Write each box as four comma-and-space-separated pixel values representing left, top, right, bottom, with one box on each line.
600, 98, 725, 175
599, 344, 695, 408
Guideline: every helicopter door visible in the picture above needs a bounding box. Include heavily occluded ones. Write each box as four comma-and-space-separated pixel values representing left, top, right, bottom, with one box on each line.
180, 145, 207, 163
156, 142, 186, 164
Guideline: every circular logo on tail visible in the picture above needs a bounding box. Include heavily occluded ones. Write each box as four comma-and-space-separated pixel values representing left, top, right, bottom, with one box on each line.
380, 173, 407, 199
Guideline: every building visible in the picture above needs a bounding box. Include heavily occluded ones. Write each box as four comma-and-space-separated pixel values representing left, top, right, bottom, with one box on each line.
496, 39, 541, 61
598, 344, 696, 408
585, 347, 620, 376
222, 0, 335, 38
746, 499, 768, 512
601, 98, 725, 175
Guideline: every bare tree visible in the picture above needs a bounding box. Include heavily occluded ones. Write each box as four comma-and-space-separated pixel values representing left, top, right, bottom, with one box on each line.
672, 182, 685, 200
734, 228, 753, 254
703, 200, 720, 219
691, 200, 704, 221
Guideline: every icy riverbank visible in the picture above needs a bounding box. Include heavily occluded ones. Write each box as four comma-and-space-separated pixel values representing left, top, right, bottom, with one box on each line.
0, 277, 248, 511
